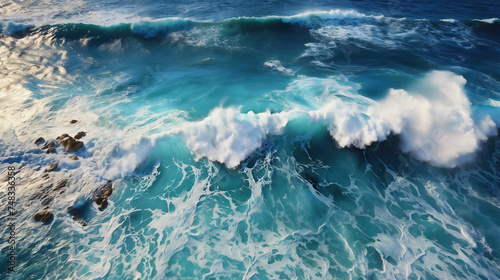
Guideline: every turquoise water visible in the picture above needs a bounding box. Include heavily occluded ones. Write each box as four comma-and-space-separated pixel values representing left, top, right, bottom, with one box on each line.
1, 1, 500, 279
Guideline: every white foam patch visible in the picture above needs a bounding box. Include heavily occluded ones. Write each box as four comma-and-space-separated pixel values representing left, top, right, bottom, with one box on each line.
153, 71, 497, 170
487, 98, 500, 107
264, 60, 294, 76
120, 71, 497, 171
473, 18, 499, 24
4, 69, 495, 185
308, 95, 390, 148
310, 71, 497, 167
279, 9, 384, 23
175, 107, 290, 168
223, 9, 380, 26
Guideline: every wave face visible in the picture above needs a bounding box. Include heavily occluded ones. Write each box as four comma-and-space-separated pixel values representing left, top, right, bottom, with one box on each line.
1, 2, 500, 280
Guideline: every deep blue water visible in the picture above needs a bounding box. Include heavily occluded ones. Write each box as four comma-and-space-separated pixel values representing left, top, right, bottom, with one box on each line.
1, 0, 500, 279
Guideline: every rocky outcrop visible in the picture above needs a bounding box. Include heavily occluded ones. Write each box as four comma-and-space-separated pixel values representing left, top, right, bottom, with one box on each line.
56, 134, 83, 152
94, 181, 113, 211
29, 179, 68, 205
28, 127, 93, 227
34, 209, 53, 224
37, 129, 86, 154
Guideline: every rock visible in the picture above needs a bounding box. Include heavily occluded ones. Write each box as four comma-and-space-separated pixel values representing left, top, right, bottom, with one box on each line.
71, 141, 84, 152
71, 210, 88, 226
34, 210, 53, 224
29, 183, 52, 200
53, 179, 68, 193
45, 162, 58, 172
42, 140, 57, 154
41, 196, 53, 206
69, 120, 78, 124
35, 137, 45, 144
74, 131, 86, 139
57, 134, 84, 152
97, 198, 108, 211
42, 140, 57, 150
68, 198, 90, 225
62, 137, 76, 151
94, 181, 113, 211
70, 154, 79, 160
100, 181, 113, 197
29, 192, 43, 201
94, 196, 104, 205
56, 134, 69, 142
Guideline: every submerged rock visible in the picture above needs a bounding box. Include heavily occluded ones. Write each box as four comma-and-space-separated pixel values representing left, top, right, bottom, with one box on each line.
41, 196, 53, 206
67, 196, 90, 226
69, 154, 79, 160
34, 209, 53, 224
69, 120, 78, 124
53, 179, 68, 194
45, 162, 58, 172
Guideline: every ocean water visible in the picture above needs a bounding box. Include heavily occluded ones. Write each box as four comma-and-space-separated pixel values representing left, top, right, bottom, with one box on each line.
1, 0, 500, 279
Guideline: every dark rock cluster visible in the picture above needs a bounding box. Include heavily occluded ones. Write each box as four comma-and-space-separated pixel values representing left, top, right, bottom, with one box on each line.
30, 168, 70, 225
34, 123, 86, 159
40, 140, 57, 154
30, 122, 113, 226
56, 133, 84, 153
68, 181, 114, 226
93, 181, 113, 211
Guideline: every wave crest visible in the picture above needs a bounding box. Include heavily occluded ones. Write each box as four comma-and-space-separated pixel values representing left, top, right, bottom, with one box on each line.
179, 71, 497, 169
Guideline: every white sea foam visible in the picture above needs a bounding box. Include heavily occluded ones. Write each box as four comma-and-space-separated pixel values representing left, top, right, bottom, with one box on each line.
280, 9, 384, 23
310, 71, 497, 167
4, 70, 494, 185
226, 9, 379, 25
176, 71, 497, 169
264, 60, 294, 76
175, 107, 290, 168
473, 18, 499, 24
